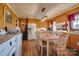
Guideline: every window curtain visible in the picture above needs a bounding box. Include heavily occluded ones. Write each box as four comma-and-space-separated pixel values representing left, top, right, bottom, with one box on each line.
68, 14, 75, 29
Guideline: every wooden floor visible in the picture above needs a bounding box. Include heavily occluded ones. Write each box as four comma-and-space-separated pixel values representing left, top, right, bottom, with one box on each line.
22, 40, 78, 56
22, 40, 38, 56
22, 39, 56, 56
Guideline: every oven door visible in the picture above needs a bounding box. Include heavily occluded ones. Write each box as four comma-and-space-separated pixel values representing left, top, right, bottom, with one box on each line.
8, 47, 16, 56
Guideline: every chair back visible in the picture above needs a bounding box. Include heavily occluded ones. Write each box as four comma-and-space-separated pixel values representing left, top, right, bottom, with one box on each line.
59, 33, 69, 48
35, 31, 43, 46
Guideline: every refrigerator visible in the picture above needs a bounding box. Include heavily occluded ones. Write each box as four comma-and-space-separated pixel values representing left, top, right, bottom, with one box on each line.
28, 23, 36, 40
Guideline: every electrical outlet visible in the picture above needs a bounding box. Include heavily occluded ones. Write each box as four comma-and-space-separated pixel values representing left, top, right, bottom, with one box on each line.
77, 42, 79, 46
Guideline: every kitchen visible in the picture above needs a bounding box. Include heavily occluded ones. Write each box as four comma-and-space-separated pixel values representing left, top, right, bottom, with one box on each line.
0, 3, 79, 56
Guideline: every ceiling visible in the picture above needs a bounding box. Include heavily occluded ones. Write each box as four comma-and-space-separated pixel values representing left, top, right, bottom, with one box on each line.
9, 3, 78, 20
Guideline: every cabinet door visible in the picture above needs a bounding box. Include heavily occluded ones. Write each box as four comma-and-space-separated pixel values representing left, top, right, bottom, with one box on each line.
69, 34, 79, 50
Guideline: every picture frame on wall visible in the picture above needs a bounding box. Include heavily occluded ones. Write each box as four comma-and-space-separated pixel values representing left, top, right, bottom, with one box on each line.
5, 9, 12, 23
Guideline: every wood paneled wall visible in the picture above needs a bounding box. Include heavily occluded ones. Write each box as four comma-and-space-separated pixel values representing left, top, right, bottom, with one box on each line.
19, 18, 48, 30
53, 5, 79, 23
19, 18, 28, 32
46, 19, 54, 28
36, 20, 48, 28
0, 3, 5, 28
46, 4, 79, 26
0, 3, 19, 29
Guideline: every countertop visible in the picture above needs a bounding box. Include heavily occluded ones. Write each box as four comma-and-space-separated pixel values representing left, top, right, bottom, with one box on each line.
59, 31, 79, 35
48, 30, 79, 35
0, 35, 15, 44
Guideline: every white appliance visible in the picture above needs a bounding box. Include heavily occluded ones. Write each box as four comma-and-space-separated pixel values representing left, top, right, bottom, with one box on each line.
28, 23, 36, 40
8, 36, 17, 56
16, 33, 22, 56
0, 29, 7, 35
8, 47, 16, 56
0, 35, 17, 56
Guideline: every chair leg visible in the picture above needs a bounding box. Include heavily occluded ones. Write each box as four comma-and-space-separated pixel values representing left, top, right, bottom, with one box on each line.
58, 50, 59, 56
37, 46, 40, 56
41, 47, 43, 56
65, 50, 66, 56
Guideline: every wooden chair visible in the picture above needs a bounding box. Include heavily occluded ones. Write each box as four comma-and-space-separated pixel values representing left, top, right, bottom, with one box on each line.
35, 31, 46, 56
58, 33, 69, 56
49, 32, 69, 56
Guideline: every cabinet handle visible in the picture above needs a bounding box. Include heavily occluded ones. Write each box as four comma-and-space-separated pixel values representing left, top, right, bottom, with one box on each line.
10, 41, 12, 46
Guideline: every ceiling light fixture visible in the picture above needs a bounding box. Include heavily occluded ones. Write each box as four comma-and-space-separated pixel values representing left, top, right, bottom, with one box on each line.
41, 7, 47, 22
41, 16, 48, 22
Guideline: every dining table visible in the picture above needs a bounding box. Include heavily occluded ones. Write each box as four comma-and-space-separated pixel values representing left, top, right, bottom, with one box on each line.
40, 32, 59, 56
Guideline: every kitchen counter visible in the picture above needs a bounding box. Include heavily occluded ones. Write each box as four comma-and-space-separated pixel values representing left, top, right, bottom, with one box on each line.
7, 32, 20, 35
63, 31, 79, 35
57, 30, 79, 35
0, 35, 15, 44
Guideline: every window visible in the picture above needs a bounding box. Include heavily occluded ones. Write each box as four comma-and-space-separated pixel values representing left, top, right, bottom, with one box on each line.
71, 14, 79, 29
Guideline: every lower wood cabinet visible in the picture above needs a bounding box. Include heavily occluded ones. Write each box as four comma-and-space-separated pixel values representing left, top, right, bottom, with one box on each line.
67, 34, 79, 50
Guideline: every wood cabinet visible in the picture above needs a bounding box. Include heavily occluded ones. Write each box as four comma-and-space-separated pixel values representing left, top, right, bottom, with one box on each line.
67, 34, 79, 50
